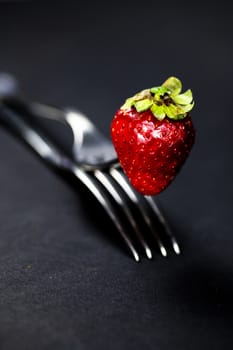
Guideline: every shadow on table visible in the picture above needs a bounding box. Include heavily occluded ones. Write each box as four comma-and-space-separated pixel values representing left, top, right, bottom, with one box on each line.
170, 254, 233, 324
63, 171, 133, 258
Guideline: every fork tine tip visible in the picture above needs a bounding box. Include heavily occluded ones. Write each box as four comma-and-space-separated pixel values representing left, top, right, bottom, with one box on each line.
133, 251, 140, 262
146, 248, 153, 260
160, 246, 168, 257
173, 241, 181, 255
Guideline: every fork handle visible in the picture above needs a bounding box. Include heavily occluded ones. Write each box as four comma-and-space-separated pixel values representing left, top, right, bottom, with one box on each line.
0, 104, 69, 170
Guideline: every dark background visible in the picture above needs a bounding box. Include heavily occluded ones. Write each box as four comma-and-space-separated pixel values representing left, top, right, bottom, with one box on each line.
0, 1, 232, 349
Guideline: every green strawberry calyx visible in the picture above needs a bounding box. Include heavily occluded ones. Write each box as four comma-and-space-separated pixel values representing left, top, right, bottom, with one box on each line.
121, 76, 194, 121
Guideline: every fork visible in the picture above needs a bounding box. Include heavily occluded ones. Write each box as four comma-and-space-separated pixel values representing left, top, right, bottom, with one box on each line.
25, 103, 181, 258
0, 80, 180, 262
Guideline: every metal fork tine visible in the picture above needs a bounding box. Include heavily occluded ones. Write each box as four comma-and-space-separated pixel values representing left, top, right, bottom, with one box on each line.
144, 196, 181, 254
72, 166, 140, 262
110, 167, 168, 257
94, 170, 153, 259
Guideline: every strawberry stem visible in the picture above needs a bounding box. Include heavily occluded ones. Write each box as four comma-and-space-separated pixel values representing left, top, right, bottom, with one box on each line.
121, 76, 194, 121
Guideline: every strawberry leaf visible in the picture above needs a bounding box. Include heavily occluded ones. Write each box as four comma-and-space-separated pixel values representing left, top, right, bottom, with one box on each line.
164, 104, 180, 118
122, 97, 135, 109
134, 89, 151, 101
150, 86, 168, 95
162, 77, 182, 95
151, 104, 166, 120
179, 101, 195, 113
172, 89, 193, 105
134, 99, 153, 112
171, 113, 186, 120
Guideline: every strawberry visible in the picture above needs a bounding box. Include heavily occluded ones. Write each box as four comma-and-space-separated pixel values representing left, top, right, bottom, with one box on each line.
111, 77, 195, 196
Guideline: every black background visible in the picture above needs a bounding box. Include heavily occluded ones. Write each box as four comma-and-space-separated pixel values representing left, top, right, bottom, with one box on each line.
0, 1, 233, 349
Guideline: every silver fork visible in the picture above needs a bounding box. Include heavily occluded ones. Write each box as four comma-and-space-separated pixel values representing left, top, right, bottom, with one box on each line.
11, 100, 180, 260
0, 78, 180, 261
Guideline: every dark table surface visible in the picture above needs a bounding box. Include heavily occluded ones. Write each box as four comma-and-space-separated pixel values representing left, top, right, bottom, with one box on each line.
0, 1, 232, 349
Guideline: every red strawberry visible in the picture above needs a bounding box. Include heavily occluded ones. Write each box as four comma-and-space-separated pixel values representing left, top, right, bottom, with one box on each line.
111, 77, 195, 196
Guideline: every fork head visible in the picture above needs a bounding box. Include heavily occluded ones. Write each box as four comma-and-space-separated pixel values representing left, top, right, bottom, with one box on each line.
65, 110, 118, 170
